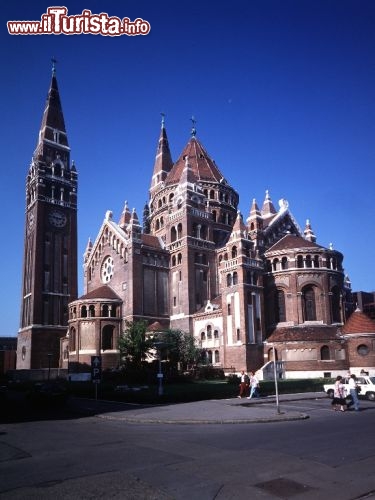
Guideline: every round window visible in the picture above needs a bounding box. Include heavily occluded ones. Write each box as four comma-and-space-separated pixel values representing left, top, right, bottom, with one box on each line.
101, 256, 114, 283
357, 344, 369, 356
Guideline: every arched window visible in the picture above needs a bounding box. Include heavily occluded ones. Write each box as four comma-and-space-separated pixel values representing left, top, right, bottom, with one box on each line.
233, 271, 238, 285
212, 210, 217, 222
303, 286, 316, 321
89, 305, 95, 317
231, 246, 237, 258
331, 286, 341, 323
320, 345, 330, 360
102, 325, 114, 351
102, 304, 109, 317
275, 290, 286, 322
272, 258, 279, 271
227, 274, 232, 287
201, 331, 206, 341
214, 330, 219, 339
207, 350, 213, 364
81, 305, 87, 318
172, 255, 176, 266
305, 255, 312, 268
314, 255, 320, 268
177, 223, 183, 239
214, 350, 220, 363
171, 227, 177, 242
281, 257, 288, 270
177, 253, 182, 265
207, 325, 212, 339
70, 327, 76, 351
297, 255, 304, 268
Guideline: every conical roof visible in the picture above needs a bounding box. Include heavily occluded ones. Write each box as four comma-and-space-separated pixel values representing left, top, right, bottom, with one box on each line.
166, 136, 225, 185
34, 69, 69, 159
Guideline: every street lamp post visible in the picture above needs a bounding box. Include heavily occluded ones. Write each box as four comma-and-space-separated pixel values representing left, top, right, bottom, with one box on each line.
154, 341, 164, 396
272, 344, 281, 414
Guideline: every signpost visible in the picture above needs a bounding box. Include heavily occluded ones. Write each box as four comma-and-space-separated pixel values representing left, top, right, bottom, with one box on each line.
91, 356, 102, 400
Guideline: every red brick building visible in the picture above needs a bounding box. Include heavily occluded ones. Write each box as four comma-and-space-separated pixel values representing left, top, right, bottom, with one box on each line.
19, 68, 373, 378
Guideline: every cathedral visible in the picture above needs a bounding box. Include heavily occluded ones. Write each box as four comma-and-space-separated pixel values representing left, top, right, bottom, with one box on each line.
17, 68, 375, 379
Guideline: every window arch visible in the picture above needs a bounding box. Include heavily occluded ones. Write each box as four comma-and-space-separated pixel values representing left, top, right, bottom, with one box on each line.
303, 286, 317, 321
70, 327, 76, 351
233, 271, 238, 285
171, 227, 177, 242
227, 274, 232, 287
297, 255, 304, 268
102, 325, 114, 350
320, 345, 330, 360
231, 246, 237, 258
331, 286, 341, 323
214, 350, 220, 363
281, 257, 288, 270
81, 305, 87, 318
207, 325, 212, 339
275, 289, 286, 323
201, 331, 206, 341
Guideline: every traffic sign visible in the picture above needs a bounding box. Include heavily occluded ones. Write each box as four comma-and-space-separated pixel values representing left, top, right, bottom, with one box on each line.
91, 355, 102, 382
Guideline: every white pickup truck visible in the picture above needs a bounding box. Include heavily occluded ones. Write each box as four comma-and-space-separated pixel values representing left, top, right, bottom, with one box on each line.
324, 375, 375, 401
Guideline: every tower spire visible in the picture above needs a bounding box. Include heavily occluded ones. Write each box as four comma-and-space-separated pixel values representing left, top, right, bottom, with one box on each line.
34, 62, 70, 164
150, 115, 173, 195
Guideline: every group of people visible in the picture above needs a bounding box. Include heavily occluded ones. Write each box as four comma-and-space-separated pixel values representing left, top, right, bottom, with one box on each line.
238, 370, 260, 399
332, 373, 360, 412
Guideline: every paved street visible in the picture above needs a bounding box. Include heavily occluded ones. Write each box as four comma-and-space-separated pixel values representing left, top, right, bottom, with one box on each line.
1, 394, 375, 499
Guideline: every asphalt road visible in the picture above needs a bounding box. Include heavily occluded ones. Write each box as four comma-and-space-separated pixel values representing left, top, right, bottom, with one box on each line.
1, 396, 375, 499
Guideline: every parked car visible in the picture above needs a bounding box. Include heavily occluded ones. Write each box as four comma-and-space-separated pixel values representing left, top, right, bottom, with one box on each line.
324, 375, 375, 401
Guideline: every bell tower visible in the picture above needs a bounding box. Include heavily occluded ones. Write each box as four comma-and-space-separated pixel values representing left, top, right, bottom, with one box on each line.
17, 63, 78, 370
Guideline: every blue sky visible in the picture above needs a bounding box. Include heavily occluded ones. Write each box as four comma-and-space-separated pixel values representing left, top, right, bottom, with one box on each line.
1, 0, 374, 336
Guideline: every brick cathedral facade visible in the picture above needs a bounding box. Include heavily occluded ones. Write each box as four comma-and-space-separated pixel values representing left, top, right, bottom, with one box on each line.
19, 70, 375, 378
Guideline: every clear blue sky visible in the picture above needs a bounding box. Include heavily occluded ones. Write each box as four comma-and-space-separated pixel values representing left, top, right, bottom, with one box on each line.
1, 0, 374, 336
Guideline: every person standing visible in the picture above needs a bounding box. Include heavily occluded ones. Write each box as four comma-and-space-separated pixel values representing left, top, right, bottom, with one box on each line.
238, 370, 249, 398
348, 374, 360, 411
247, 371, 260, 399
331, 375, 346, 412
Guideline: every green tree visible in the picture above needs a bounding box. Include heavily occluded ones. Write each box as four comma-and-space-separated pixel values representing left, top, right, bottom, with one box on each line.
118, 320, 154, 369
154, 329, 203, 370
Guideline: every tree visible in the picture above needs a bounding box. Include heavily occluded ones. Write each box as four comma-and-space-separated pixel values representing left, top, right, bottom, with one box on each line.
118, 320, 154, 369
154, 329, 203, 370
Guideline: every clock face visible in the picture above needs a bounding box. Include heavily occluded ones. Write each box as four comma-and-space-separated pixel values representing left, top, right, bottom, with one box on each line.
101, 256, 114, 283
49, 210, 67, 228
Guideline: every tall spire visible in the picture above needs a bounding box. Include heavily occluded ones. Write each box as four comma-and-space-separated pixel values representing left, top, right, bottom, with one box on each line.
304, 219, 316, 242
261, 190, 276, 216
34, 61, 70, 164
118, 201, 131, 230
150, 114, 173, 194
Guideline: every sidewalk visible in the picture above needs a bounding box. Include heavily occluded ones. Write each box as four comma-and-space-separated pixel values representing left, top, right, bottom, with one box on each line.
82, 392, 328, 424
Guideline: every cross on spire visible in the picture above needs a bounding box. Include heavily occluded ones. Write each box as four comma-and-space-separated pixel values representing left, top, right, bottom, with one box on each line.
190, 116, 197, 137
51, 57, 57, 75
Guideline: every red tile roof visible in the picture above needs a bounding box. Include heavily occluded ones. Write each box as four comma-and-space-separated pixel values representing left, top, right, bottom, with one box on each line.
166, 137, 225, 185
79, 285, 121, 301
266, 233, 323, 253
267, 325, 340, 342
342, 309, 375, 335
141, 234, 163, 249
